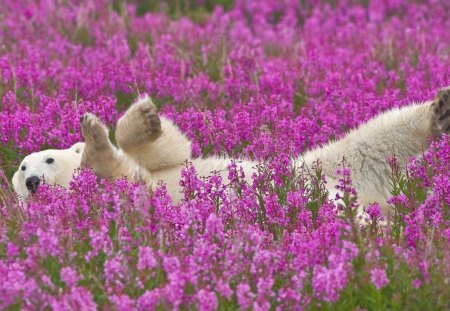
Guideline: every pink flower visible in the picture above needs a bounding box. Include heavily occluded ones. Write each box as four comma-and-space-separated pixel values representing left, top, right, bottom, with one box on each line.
197, 289, 218, 311
365, 203, 383, 221
104, 255, 125, 285
137, 290, 160, 311
370, 268, 389, 290
0, 0, 449, 309
6, 243, 19, 258
137, 246, 158, 271
110, 294, 135, 311
412, 278, 421, 289
51, 287, 97, 311
60, 267, 80, 287
237, 283, 254, 309
312, 263, 349, 303
217, 279, 233, 300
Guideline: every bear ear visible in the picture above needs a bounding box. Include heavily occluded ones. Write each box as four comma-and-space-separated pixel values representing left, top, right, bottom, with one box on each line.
12, 171, 26, 200
12, 171, 19, 190
69, 142, 85, 154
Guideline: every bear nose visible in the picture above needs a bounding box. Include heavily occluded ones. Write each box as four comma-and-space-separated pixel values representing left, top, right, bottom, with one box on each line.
25, 176, 40, 193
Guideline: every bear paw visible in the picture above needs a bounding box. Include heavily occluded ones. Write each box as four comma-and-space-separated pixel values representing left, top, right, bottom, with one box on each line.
432, 86, 450, 136
80, 113, 116, 172
80, 113, 110, 149
116, 96, 162, 151
137, 98, 162, 139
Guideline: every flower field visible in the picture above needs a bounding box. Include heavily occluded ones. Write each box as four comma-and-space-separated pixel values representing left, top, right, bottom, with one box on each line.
0, 0, 449, 309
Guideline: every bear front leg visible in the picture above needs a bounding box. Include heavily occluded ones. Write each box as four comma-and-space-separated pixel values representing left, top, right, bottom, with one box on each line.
80, 113, 121, 179
431, 86, 450, 136
115, 95, 162, 153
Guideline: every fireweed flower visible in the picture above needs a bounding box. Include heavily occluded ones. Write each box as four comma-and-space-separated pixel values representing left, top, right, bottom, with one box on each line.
137, 289, 160, 311
137, 246, 158, 271
237, 282, 254, 309
0, 0, 449, 309
110, 294, 135, 311
370, 268, 389, 290
60, 267, 80, 287
197, 289, 218, 311
412, 278, 422, 289
312, 263, 350, 303
365, 203, 383, 221
50, 286, 97, 311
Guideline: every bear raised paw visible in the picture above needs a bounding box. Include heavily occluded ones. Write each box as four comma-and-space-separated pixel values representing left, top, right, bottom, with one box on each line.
115, 95, 162, 152
431, 86, 450, 136
80, 113, 118, 179
12, 87, 450, 218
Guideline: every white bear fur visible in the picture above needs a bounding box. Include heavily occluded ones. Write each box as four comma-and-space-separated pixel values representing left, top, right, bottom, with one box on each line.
12, 87, 450, 217
299, 102, 434, 208
12, 143, 85, 200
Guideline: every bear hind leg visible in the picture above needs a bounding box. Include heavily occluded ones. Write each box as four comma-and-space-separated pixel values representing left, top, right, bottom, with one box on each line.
432, 86, 450, 136
115, 96, 162, 153
115, 95, 192, 172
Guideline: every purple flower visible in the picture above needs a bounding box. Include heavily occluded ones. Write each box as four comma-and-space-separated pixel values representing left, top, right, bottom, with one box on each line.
365, 203, 383, 221
51, 287, 97, 311
312, 263, 350, 303
0, 0, 449, 309
237, 282, 254, 309
197, 289, 218, 311
370, 268, 389, 290
137, 246, 158, 271
60, 267, 80, 287
137, 290, 160, 311
110, 294, 135, 311
104, 255, 125, 285
412, 278, 421, 289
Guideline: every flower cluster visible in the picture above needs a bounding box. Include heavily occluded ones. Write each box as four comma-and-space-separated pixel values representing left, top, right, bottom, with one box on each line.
0, 0, 449, 309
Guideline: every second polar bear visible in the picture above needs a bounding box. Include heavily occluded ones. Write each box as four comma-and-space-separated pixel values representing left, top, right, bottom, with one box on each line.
13, 87, 450, 215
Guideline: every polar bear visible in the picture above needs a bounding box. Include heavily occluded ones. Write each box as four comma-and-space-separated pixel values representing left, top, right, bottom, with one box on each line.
12, 87, 450, 216
12, 142, 85, 199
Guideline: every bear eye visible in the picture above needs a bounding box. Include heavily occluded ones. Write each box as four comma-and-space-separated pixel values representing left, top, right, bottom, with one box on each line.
21, 165, 26, 171
46, 158, 55, 164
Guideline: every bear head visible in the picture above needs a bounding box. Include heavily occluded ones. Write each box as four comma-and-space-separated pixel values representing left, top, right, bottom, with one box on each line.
12, 142, 85, 200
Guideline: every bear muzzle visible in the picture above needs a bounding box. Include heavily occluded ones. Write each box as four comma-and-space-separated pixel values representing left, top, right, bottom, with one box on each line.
25, 176, 40, 194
